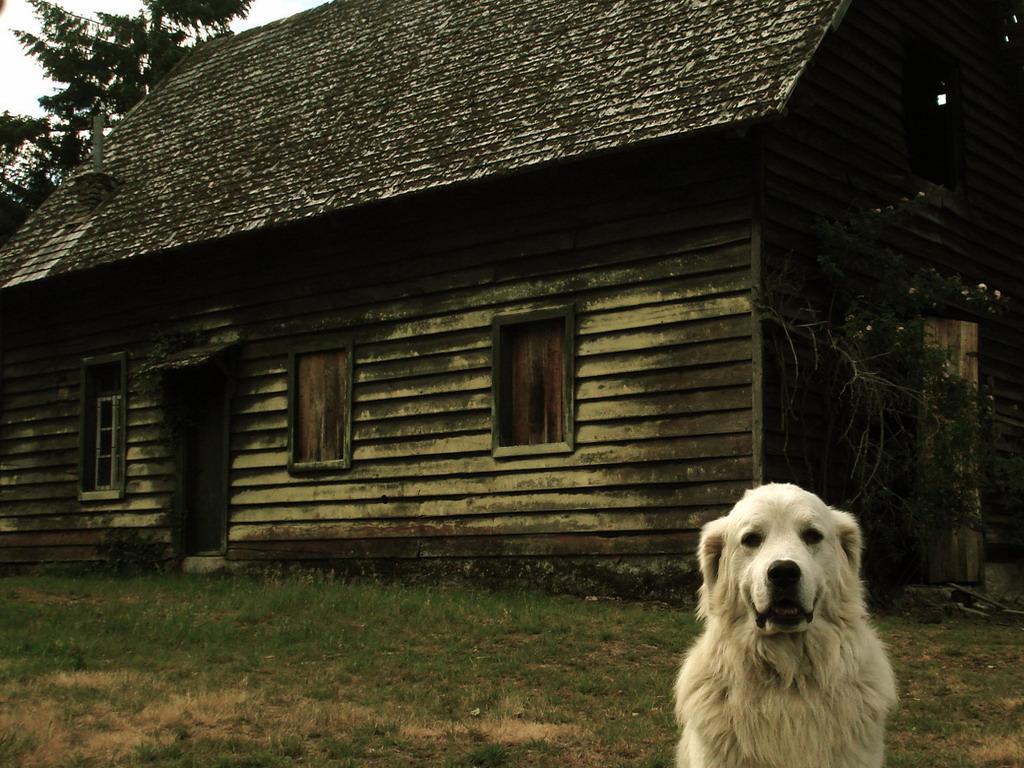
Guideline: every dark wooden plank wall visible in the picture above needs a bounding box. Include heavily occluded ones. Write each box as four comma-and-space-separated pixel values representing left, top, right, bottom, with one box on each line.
0, 137, 757, 565
760, 0, 1024, 552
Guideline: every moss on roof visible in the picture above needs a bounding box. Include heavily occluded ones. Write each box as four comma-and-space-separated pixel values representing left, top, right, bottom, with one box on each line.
0, 0, 846, 287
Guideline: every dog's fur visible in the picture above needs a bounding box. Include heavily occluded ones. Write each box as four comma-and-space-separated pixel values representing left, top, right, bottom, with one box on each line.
674, 484, 897, 768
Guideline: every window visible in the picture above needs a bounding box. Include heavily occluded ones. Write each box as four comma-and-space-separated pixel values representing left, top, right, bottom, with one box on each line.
903, 41, 963, 188
492, 307, 574, 457
79, 353, 127, 499
288, 340, 353, 471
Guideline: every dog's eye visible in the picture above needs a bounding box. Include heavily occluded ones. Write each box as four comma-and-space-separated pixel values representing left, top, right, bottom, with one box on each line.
740, 532, 762, 548
802, 529, 824, 545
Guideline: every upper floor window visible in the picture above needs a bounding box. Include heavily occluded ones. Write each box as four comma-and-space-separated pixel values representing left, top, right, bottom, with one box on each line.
80, 353, 127, 500
288, 340, 353, 471
492, 307, 575, 457
903, 41, 963, 189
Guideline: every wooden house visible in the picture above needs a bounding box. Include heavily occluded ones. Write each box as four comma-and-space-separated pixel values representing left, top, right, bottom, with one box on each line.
0, 0, 1021, 595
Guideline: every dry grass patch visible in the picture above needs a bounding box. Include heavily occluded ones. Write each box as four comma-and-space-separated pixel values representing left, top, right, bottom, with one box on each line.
47, 669, 147, 690
479, 718, 585, 744
8, 586, 85, 605
0, 686, 391, 767
137, 688, 255, 732
0, 691, 218, 767
0, 701, 73, 768
79, 728, 148, 763
968, 734, 1024, 766
401, 718, 585, 744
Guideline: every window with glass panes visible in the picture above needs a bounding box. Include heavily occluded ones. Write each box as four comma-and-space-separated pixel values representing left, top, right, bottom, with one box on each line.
80, 355, 126, 497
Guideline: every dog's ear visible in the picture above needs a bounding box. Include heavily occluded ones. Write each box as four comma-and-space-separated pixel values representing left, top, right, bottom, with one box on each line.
698, 517, 728, 587
697, 517, 729, 621
832, 508, 863, 575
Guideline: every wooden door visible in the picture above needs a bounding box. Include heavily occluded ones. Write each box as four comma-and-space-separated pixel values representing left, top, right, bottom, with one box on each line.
180, 366, 230, 556
924, 317, 983, 583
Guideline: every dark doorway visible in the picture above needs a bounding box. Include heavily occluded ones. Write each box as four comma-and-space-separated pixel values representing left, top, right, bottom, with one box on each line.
175, 364, 230, 556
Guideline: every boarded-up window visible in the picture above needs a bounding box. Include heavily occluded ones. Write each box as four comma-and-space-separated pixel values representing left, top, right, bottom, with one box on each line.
290, 344, 352, 469
80, 354, 126, 497
493, 308, 574, 456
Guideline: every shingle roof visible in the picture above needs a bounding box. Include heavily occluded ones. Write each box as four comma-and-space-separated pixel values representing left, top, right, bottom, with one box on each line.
0, 0, 846, 288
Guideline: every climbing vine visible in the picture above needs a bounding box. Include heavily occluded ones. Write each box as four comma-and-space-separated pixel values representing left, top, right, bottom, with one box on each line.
762, 199, 1012, 594
136, 329, 205, 450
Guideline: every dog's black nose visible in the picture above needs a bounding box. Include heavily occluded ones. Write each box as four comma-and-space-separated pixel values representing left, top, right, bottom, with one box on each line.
768, 560, 801, 586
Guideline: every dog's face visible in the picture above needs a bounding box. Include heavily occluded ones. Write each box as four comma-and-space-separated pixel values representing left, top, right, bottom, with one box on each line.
697, 484, 863, 635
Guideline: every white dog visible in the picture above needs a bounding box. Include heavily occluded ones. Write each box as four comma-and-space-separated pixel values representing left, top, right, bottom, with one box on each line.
674, 484, 897, 768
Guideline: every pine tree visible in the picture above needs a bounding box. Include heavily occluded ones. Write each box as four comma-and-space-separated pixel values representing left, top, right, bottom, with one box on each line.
0, 112, 57, 240
1, 0, 251, 245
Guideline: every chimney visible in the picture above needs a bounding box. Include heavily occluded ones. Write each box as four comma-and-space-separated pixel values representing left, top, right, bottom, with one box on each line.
91, 113, 105, 173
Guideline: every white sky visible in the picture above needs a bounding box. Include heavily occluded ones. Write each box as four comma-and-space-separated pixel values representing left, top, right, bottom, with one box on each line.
0, 0, 324, 116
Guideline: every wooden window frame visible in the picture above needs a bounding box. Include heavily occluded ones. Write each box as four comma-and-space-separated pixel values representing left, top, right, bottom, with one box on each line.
78, 352, 128, 501
287, 336, 354, 473
491, 305, 575, 458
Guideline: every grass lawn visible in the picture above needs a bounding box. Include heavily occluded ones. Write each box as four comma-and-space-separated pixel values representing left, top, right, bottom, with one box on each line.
0, 574, 1021, 767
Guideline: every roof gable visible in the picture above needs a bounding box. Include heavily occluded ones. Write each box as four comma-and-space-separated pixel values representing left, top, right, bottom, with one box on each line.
0, 0, 846, 287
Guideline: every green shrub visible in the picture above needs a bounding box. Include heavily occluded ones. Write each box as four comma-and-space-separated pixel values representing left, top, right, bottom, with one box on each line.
96, 529, 167, 574
764, 199, 1011, 595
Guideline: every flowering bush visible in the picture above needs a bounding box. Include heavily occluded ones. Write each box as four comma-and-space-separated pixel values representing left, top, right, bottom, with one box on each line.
764, 201, 1011, 594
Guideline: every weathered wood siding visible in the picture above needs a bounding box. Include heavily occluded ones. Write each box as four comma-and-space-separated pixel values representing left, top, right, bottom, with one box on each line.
0, 137, 756, 565
759, 0, 1024, 553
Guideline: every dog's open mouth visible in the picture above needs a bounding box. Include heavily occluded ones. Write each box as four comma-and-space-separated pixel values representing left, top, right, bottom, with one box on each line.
755, 599, 812, 629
